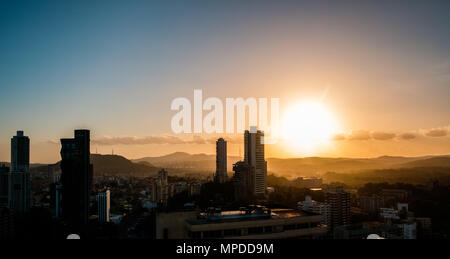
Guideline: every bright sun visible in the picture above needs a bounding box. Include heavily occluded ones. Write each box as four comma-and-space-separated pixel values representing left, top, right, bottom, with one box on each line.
282, 100, 338, 153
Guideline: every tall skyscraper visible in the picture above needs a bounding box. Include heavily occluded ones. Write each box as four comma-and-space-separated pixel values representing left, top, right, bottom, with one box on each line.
325, 186, 350, 231
244, 126, 267, 195
8, 131, 31, 213
60, 129, 93, 226
97, 189, 110, 223
214, 138, 227, 183
0, 165, 9, 207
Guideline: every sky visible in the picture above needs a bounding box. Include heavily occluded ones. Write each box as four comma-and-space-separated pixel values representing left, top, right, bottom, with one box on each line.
1, 0, 450, 163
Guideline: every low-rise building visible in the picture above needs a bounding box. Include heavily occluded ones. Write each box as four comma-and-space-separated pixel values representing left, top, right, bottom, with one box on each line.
155, 206, 327, 239
298, 196, 330, 228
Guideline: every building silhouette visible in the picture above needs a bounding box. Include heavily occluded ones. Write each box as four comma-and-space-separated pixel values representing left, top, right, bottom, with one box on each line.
214, 138, 227, 183
325, 186, 350, 231
97, 189, 110, 223
244, 126, 267, 195
55, 184, 62, 218
8, 131, 31, 213
0, 207, 15, 239
232, 161, 254, 200
0, 165, 9, 207
151, 169, 169, 205
60, 129, 93, 226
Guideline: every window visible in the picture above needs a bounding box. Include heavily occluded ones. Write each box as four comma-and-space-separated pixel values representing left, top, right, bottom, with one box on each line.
224, 229, 241, 237
248, 227, 264, 235
189, 231, 201, 239
284, 224, 296, 231
297, 223, 309, 229
203, 230, 222, 238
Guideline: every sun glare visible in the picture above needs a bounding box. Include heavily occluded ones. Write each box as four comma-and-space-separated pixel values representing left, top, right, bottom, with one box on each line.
282, 100, 338, 153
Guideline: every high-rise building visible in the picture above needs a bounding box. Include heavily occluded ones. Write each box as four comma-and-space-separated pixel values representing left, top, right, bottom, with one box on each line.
244, 126, 267, 195
151, 169, 169, 204
232, 161, 255, 200
0, 165, 9, 207
60, 129, 93, 226
158, 168, 168, 185
214, 138, 227, 183
325, 186, 350, 231
8, 131, 31, 213
97, 189, 110, 223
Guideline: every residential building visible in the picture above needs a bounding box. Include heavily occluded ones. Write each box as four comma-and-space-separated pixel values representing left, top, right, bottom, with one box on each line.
244, 126, 267, 195
214, 138, 228, 183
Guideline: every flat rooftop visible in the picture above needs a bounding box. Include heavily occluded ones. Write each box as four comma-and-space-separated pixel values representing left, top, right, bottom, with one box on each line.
186, 208, 319, 225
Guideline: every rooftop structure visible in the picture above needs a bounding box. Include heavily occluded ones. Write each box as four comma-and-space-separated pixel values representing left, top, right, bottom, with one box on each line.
156, 205, 327, 239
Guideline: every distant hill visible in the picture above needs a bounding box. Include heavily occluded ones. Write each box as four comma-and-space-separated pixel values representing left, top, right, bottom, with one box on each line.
133, 153, 450, 177
28, 154, 160, 177
91, 154, 159, 176
133, 152, 241, 172
6, 153, 450, 179
0, 162, 47, 169
394, 156, 450, 168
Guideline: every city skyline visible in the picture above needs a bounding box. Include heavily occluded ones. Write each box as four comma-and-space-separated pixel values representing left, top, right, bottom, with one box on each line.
1, 1, 450, 163
2, 0, 450, 244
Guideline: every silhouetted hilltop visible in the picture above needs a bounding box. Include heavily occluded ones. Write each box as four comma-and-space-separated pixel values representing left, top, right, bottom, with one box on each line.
7, 153, 450, 179
133, 153, 450, 177
394, 156, 450, 168
133, 152, 241, 171
27, 154, 159, 177
90, 154, 158, 176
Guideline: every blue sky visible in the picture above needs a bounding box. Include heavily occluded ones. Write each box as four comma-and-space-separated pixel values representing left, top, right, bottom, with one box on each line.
1, 0, 450, 162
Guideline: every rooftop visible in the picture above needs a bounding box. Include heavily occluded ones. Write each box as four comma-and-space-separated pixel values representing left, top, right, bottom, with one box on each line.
186, 207, 319, 225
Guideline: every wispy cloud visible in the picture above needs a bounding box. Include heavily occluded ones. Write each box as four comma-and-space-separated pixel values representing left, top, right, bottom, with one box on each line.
348, 130, 371, 141
424, 128, 448, 137
331, 125, 449, 142
45, 135, 244, 146
48, 126, 449, 146
372, 131, 396, 140
399, 132, 416, 140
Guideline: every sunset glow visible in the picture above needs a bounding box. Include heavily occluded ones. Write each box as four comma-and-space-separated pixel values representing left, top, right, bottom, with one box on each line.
282, 100, 339, 153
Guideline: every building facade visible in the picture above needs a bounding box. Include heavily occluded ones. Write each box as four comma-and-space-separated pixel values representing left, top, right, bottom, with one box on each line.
151, 169, 169, 205
156, 206, 327, 239
298, 195, 331, 228
8, 131, 31, 213
214, 138, 227, 183
0, 165, 9, 206
60, 129, 93, 226
325, 186, 350, 230
232, 161, 255, 200
360, 195, 385, 214
97, 189, 110, 223
244, 126, 267, 196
